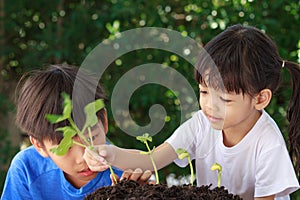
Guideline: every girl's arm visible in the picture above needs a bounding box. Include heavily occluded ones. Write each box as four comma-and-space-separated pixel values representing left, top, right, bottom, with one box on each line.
84, 142, 177, 172
255, 195, 275, 200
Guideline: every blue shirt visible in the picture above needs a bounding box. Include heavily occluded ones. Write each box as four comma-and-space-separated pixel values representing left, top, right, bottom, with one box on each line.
1, 146, 123, 200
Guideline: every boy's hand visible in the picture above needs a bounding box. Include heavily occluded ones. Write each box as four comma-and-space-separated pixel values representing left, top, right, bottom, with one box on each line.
111, 168, 153, 186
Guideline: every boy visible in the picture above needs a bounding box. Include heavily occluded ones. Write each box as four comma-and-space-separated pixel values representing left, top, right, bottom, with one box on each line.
1, 64, 151, 200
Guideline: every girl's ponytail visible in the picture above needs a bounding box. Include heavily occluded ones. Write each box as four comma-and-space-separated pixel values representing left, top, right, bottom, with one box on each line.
285, 61, 300, 180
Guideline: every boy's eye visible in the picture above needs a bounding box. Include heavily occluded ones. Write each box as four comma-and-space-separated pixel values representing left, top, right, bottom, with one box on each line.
86, 134, 99, 142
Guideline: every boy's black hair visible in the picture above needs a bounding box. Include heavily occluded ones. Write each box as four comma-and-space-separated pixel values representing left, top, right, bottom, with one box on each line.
16, 64, 107, 145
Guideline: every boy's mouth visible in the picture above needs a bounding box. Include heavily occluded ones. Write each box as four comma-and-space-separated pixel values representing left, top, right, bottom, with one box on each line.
79, 168, 94, 177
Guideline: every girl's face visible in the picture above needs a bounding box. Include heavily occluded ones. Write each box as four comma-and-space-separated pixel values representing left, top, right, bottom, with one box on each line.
41, 123, 107, 188
199, 84, 260, 135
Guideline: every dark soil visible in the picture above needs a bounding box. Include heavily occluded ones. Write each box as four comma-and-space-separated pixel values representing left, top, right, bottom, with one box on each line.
85, 179, 243, 200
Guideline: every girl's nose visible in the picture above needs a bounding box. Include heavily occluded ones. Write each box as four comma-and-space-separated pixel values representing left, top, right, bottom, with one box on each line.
206, 96, 219, 112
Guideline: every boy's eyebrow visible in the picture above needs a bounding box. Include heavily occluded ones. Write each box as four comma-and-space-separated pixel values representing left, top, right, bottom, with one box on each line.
88, 123, 101, 131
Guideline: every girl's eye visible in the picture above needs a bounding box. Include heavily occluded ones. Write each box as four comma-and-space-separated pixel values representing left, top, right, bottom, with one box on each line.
200, 90, 208, 94
220, 97, 232, 103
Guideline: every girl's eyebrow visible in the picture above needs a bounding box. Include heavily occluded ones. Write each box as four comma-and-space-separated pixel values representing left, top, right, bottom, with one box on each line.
199, 83, 208, 88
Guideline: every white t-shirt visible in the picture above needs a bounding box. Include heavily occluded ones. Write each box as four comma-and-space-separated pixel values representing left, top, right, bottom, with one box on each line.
166, 110, 299, 200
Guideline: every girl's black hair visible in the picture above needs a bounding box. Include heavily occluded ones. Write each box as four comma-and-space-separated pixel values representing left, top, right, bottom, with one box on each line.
195, 24, 300, 179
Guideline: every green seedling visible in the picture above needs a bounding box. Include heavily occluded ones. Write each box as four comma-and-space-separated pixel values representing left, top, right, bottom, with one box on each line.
211, 162, 222, 187
176, 148, 195, 186
46, 92, 117, 183
136, 133, 159, 184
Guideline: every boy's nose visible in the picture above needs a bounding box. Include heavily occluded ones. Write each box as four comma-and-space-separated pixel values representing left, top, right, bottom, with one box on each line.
72, 138, 86, 164
74, 145, 85, 164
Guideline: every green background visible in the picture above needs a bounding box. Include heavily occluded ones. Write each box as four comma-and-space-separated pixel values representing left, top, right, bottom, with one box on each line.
0, 0, 299, 198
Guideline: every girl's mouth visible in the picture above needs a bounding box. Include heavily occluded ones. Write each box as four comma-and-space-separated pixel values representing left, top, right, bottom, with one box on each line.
206, 114, 222, 123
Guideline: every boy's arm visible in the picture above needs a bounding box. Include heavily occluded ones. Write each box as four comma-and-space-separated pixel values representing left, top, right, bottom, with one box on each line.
1, 166, 33, 200
84, 142, 177, 172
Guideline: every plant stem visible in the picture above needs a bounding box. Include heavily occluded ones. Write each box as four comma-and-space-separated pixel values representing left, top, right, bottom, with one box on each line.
68, 118, 90, 146
87, 127, 94, 147
73, 141, 87, 148
145, 141, 159, 184
188, 157, 194, 186
217, 171, 222, 187
108, 165, 117, 183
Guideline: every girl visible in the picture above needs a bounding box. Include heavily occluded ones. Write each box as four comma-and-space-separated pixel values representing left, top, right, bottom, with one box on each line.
84, 24, 300, 200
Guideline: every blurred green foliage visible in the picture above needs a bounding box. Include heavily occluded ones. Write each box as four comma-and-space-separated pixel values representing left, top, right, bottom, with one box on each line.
0, 0, 299, 198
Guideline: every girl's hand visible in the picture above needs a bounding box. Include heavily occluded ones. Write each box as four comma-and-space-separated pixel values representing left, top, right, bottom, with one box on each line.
83, 145, 114, 172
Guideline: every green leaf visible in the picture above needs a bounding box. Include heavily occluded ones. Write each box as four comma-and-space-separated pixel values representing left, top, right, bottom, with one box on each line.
50, 136, 73, 156
45, 92, 72, 124
61, 92, 72, 119
136, 133, 152, 143
176, 148, 190, 160
178, 152, 189, 160
45, 114, 67, 124
139, 151, 149, 155
83, 99, 105, 129
56, 126, 77, 138
211, 163, 222, 171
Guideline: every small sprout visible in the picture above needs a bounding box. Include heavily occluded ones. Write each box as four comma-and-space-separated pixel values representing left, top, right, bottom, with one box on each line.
108, 164, 118, 183
136, 133, 159, 184
46, 92, 118, 182
176, 148, 195, 186
211, 162, 222, 187
46, 92, 105, 152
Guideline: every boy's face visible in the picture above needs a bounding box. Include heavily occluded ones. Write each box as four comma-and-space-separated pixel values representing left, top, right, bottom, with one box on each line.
38, 122, 107, 188
199, 84, 259, 134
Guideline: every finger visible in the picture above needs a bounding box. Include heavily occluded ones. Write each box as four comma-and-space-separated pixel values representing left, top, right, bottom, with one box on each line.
139, 170, 152, 182
120, 169, 133, 181
89, 165, 109, 172
91, 145, 108, 157
84, 157, 109, 172
126, 168, 143, 182
85, 148, 106, 163
85, 158, 101, 167
98, 149, 108, 157
84, 150, 106, 167
83, 148, 107, 166
111, 174, 120, 186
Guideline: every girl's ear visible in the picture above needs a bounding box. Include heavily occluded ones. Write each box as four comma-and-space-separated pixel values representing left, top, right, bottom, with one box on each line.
29, 136, 49, 158
254, 89, 272, 110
